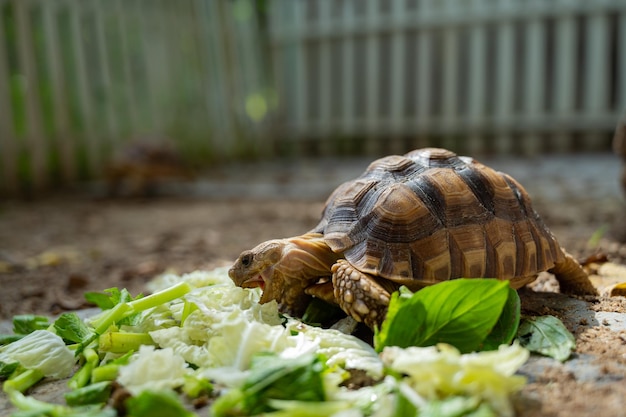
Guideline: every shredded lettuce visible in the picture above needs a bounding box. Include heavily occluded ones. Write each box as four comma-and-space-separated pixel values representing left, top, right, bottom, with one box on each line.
381, 343, 529, 417
0, 330, 75, 379
117, 345, 191, 395
4, 267, 530, 417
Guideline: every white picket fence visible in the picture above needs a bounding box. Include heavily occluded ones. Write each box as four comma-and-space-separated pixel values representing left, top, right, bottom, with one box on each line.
0, 0, 268, 194
269, 0, 626, 155
0, 0, 624, 195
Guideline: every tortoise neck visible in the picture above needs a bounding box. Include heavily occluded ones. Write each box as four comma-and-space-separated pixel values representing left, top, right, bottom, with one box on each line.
279, 233, 340, 282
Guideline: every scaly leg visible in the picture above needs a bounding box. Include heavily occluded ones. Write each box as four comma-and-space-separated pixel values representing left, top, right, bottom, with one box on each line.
331, 259, 394, 328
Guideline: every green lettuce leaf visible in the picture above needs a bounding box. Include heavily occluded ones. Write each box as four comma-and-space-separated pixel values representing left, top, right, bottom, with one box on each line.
375, 279, 512, 353
54, 312, 96, 345
480, 287, 521, 351
0, 330, 75, 378
125, 390, 195, 417
516, 315, 575, 362
12, 315, 50, 335
211, 352, 327, 416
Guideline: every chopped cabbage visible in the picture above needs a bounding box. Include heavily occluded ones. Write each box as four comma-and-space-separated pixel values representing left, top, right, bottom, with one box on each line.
380, 343, 529, 417
146, 270, 383, 389
0, 330, 75, 378
117, 345, 191, 395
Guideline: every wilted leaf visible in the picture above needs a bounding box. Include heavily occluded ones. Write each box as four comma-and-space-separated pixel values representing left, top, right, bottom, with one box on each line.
516, 315, 575, 362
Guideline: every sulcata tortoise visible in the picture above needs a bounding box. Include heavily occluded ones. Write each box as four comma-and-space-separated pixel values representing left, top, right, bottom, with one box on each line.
229, 148, 597, 328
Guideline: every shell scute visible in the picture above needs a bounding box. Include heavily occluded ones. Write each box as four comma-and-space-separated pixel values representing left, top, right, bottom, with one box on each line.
315, 148, 565, 284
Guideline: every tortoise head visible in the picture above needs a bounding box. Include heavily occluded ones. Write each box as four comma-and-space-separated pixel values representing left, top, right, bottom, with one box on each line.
229, 234, 340, 317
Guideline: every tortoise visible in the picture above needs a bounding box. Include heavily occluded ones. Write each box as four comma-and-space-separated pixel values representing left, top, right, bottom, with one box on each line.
229, 148, 597, 328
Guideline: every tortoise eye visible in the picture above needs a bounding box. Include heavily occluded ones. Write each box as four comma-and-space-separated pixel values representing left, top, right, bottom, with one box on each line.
241, 252, 253, 267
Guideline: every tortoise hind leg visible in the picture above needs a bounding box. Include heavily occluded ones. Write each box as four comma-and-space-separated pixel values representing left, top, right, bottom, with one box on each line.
331, 259, 395, 328
549, 250, 597, 296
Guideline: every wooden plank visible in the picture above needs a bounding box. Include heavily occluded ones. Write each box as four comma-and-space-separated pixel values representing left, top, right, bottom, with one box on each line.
415, 0, 434, 148
389, 0, 407, 154
441, 0, 460, 151
552, 9, 576, 152
583, 11, 609, 150
340, 0, 356, 139
198, 0, 234, 156
0, 0, 18, 193
14, 0, 47, 189
134, 0, 157, 132
115, 0, 139, 133
292, 0, 307, 142
493, 0, 515, 154
69, 0, 99, 176
92, 0, 119, 150
466, 0, 487, 155
233, 0, 266, 156
317, 0, 332, 152
41, 0, 77, 183
619, 11, 626, 113
521, 10, 545, 155
364, 0, 380, 155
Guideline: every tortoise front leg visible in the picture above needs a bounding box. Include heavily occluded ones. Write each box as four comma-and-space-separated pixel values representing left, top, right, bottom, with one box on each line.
331, 259, 394, 328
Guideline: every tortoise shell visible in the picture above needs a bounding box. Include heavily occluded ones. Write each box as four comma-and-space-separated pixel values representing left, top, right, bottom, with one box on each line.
313, 147, 563, 288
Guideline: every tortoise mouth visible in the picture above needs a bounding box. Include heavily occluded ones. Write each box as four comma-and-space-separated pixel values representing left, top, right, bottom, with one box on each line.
241, 275, 265, 291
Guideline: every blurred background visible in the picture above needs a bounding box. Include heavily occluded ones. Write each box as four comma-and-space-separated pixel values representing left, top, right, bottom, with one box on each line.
0, 0, 625, 196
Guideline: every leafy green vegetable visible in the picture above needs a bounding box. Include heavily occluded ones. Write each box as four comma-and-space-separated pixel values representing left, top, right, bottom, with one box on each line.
480, 287, 521, 351
182, 374, 212, 399
0, 334, 23, 346
68, 348, 100, 390
98, 332, 154, 353
3, 369, 44, 394
7, 388, 117, 417
12, 315, 50, 335
0, 330, 76, 380
301, 298, 345, 326
375, 279, 512, 353
417, 396, 496, 417
64, 381, 113, 406
2, 268, 532, 417
382, 343, 528, 417
0, 360, 19, 379
88, 282, 192, 334
212, 352, 327, 416
517, 315, 576, 362
117, 346, 190, 395
84, 287, 139, 310
54, 313, 96, 345
125, 390, 195, 417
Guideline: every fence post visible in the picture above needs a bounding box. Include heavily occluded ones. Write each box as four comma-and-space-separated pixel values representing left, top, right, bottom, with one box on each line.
415, 0, 434, 149
14, 0, 47, 190
364, 0, 381, 155
583, 10, 610, 151
0, 0, 18, 193
552, 6, 576, 153
521, 5, 546, 155
467, 0, 488, 155
441, 0, 460, 151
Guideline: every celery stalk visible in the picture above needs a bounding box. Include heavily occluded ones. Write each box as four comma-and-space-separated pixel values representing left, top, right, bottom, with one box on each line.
127, 282, 192, 312
99, 332, 154, 353
3, 368, 44, 393
67, 348, 100, 389
92, 303, 132, 335
91, 363, 120, 383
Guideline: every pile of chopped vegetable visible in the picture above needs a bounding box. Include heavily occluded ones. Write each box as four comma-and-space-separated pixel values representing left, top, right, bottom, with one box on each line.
1, 268, 573, 417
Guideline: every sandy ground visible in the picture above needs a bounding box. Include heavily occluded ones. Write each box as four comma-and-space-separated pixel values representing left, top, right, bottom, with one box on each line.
1, 152, 625, 416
